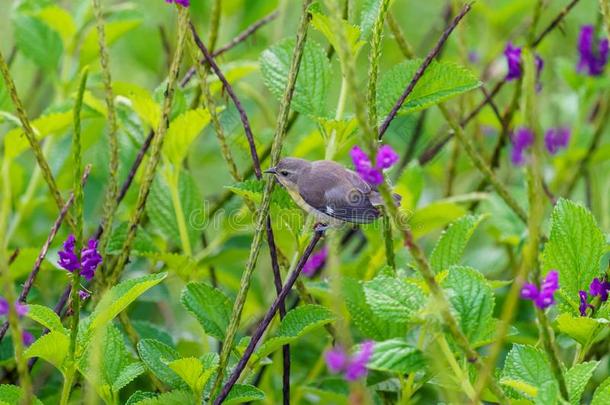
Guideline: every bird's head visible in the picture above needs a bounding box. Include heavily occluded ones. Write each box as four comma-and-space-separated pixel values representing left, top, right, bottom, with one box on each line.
264, 157, 311, 191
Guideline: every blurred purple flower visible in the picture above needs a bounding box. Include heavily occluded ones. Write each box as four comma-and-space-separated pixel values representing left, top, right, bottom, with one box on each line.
78, 290, 91, 301
544, 127, 570, 155
510, 127, 535, 166
359, 167, 384, 185
520, 270, 559, 309
0, 298, 7, 316
302, 247, 328, 277
22, 331, 34, 347
325, 341, 375, 381
505, 43, 522, 80
376, 145, 399, 169
579, 290, 594, 316
165, 0, 190, 7
589, 277, 610, 302
0, 298, 28, 317
58, 235, 102, 281
577, 25, 609, 76
468, 50, 480, 64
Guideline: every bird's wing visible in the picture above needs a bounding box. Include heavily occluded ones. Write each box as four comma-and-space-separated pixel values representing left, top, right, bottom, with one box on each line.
297, 161, 380, 223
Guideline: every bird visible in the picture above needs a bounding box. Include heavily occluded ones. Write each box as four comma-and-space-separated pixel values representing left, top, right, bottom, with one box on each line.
265, 157, 400, 227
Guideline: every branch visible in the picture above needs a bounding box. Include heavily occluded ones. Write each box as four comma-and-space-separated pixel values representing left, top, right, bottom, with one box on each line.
214, 226, 326, 404
378, 3, 473, 139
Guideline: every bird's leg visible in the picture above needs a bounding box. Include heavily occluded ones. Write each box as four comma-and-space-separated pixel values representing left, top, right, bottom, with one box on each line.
313, 222, 329, 232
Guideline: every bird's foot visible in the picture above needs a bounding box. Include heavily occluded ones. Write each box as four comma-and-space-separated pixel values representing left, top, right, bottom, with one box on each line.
313, 222, 329, 233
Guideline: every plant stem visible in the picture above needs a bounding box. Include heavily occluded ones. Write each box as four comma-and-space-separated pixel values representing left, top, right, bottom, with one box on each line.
92, 0, 120, 253
169, 170, 193, 256
386, 13, 415, 59
108, 6, 189, 288
437, 333, 476, 400
600, 0, 610, 36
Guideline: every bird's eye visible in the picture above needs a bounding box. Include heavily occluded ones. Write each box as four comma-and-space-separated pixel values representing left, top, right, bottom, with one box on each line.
280, 170, 289, 176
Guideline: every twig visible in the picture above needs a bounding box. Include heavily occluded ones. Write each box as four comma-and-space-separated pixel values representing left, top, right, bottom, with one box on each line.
8, 249, 19, 265
378, 3, 473, 139
0, 165, 91, 344
180, 10, 279, 87
532, 0, 582, 47
214, 226, 326, 404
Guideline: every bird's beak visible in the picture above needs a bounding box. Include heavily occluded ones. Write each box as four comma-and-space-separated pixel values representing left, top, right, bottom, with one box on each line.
264, 167, 277, 175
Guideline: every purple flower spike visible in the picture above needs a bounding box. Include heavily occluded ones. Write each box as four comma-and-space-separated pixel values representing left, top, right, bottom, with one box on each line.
577, 25, 609, 76
350, 146, 371, 170
302, 247, 328, 277
579, 290, 594, 316
78, 290, 91, 301
81, 239, 102, 281
58, 235, 80, 272
589, 278, 610, 302
376, 145, 399, 169
22, 331, 34, 347
325, 347, 348, 374
521, 271, 559, 309
510, 128, 535, 166
0, 298, 28, 318
360, 167, 384, 185
165, 0, 190, 7
0, 298, 8, 316
505, 43, 522, 80
520, 283, 539, 300
345, 341, 375, 381
545, 127, 571, 155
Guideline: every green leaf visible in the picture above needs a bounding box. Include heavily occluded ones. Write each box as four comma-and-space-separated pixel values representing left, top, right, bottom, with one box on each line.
223, 384, 265, 404
443, 266, 494, 346
394, 161, 424, 212
592, 376, 610, 405
163, 108, 212, 165
180, 282, 232, 341
226, 179, 297, 209
115, 82, 161, 129
36, 5, 76, 49
24, 304, 67, 335
535, 381, 558, 405
501, 344, 552, 400
137, 339, 184, 389
107, 222, 158, 255
377, 60, 481, 117
430, 215, 486, 273
556, 313, 608, 346
24, 331, 68, 373
131, 320, 174, 347
131, 390, 193, 405
410, 201, 468, 239
125, 391, 156, 405
311, 11, 365, 57
80, 20, 141, 65
363, 275, 424, 323
541, 199, 606, 302
260, 38, 331, 117
90, 273, 167, 331
565, 361, 598, 405
342, 277, 406, 340
0, 385, 44, 405
167, 357, 215, 396
256, 305, 335, 360
13, 15, 62, 71
4, 111, 72, 158
367, 339, 426, 374
112, 362, 146, 393
360, 0, 382, 38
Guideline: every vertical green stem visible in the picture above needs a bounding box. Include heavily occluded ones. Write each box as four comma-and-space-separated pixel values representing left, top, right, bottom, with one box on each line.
600, 0, 610, 36
169, 170, 193, 256
386, 13, 416, 59
92, 0, 120, 252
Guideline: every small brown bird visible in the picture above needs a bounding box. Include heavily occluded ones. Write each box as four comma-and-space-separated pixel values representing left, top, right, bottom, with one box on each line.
265, 157, 400, 226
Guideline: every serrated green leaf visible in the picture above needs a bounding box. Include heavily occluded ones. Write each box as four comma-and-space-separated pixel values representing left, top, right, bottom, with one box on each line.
4, 111, 72, 158
223, 384, 265, 404
360, 0, 382, 38
592, 376, 610, 405
163, 108, 211, 165
90, 273, 167, 331
80, 20, 141, 65
256, 305, 335, 360
535, 380, 558, 405
24, 304, 67, 335
556, 313, 608, 346
107, 222, 158, 255
131, 320, 174, 347
311, 11, 365, 57
565, 361, 598, 405
541, 199, 606, 303
342, 277, 406, 340
368, 339, 425, 374
112, 362, 146, 393
137, 339, 184, 389
36, 5, 76, 49
0, 385, 44, 405
180, 282, 232, 341
443, 266, 495, 346
430, 215, 486, 273
13, 15, 62, 71
132, 390, 193, 405
115, 82, 160, 129
364, 275, 424, 323
260, 38, 331, 117
24, 330, 68, 373
377, 60, 481, 117
167, 357, 212, 396
501, 344, 552, 400
125, 391, 157, 405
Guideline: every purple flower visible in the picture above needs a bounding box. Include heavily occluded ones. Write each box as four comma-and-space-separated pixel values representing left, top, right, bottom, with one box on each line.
22, 331, 34, 347
165, 0, 190, 7
376, 145, 399, 169
58, 235, 102, 281
510, 127, 535, 166
589, 278, 610, 302
505, 43, 522, 80
0, 298, 8, 316
359, 167, 384, 185
0, 298, 28, 317
302, 247, 328, 277
577, 25, 609, 76
544, 127, 570, 155
579, 290, 594, 316
325, 341, 375, 381
520, 270, 559, 309
468, 50, 480, 64
350, 146, 370, 171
